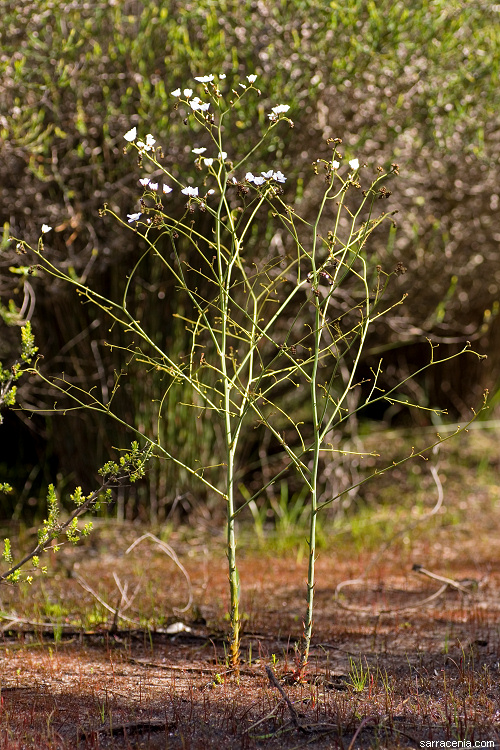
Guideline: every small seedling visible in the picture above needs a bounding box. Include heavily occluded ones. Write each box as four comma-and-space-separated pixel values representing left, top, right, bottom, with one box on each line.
348, 656, 370, 693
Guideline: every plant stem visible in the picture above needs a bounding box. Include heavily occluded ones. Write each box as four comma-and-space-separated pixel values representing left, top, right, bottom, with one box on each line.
216, 176, 241, 668
300, 300, 322, 673
226, 442, 240, 667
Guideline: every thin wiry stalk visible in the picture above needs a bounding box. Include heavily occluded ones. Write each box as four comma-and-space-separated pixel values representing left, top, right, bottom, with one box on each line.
11, 74, 486, 667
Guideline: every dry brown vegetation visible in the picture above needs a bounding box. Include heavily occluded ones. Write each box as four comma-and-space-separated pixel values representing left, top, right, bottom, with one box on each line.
1, 429, 500, 749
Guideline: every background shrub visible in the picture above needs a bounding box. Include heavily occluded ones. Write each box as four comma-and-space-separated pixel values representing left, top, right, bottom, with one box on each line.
1, 0, 498, 519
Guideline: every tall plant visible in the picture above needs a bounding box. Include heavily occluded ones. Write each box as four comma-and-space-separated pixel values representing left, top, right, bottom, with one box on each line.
10, 74, 484, 670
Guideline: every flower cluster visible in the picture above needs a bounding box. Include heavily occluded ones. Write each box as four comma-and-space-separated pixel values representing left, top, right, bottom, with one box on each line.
124, 128, 156, 152
191, 148, 228, 167
268, 104, 290, 122
170, 87, 211, 114
245, 170, 287, 186
139, 178, 172, 194
189, 97, 210, 112
122, 74, 295, 226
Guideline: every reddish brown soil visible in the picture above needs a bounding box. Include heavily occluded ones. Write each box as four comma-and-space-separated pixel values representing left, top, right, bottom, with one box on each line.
1, 521, 500, 750
1, 429, 500, 748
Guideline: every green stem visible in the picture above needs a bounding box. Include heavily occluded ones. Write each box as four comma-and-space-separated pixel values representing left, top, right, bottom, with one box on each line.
226, 441, 240, 667
215, 175, 241, 668
300, 300, 322, 672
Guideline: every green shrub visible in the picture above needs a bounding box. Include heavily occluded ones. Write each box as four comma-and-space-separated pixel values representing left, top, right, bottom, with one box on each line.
1, 0, 498, 514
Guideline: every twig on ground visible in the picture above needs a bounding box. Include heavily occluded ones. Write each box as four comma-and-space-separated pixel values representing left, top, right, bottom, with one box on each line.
126, 533, 193, 613
72, 571, 140, 626
264, 665, 337, 736
110, 572, 141, 632
81, 719, 168, 738
265, 665, 301, 729
0, 614, 77, 632
334, 579, 450, 615
412, 564, 477, 594
332, 454, 476, 615
347, 716, 375, 750
354, 453, 445, 582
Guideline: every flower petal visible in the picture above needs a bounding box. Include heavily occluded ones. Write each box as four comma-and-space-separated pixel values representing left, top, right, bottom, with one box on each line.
124, 127, 137, 142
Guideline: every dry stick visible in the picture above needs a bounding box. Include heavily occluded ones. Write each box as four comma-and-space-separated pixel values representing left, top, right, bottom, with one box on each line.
126, 533, 193, 613
128, 657, 223, 674
246, 703, 284, 736
76, 533, 192, 632
333, 456, 460, 615
412, 564, 476, 594
72, 571, 140, 626
360, 460, 445, 579
335, 581, 450, 615
0, 614, 78, 632
82, 720, 167, 738
112, 572, 139, 613
128, 657, 257, 678
346, 716, 376, 750
264, 666, 338, 736
110, 573, 141, 632
265, 665, 301, 729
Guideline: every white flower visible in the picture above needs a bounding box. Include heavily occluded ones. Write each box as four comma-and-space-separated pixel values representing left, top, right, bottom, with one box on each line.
124, 127, 137, 142
127, 213, 142, 222
219, 73, 226, 79
245, 172, 255, 183
207, 189, 215, 195
171, 88, 181, 97
139, 178, 150, 187
239, 83, 247, 89
181, 186, 199, 197
194, 75, 214, 83
149, 182, 159, 191
192, 147, 207, 154
203, 158, 214, 166
218, 151, 227, 160
349, 158, 359, 170
229, 177, 238, 184
189, 97, 210, 112
247, 74, 257, 83
273, 170, 287, 183
145, 134, 156, 148
270, 104, 290, 117
162, 184, 173, 194
261, 170, 274, 179
253, 176, 265, 186
41, 224, 52, 234
183, 88, 193, 98
332, 160, 340, 170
